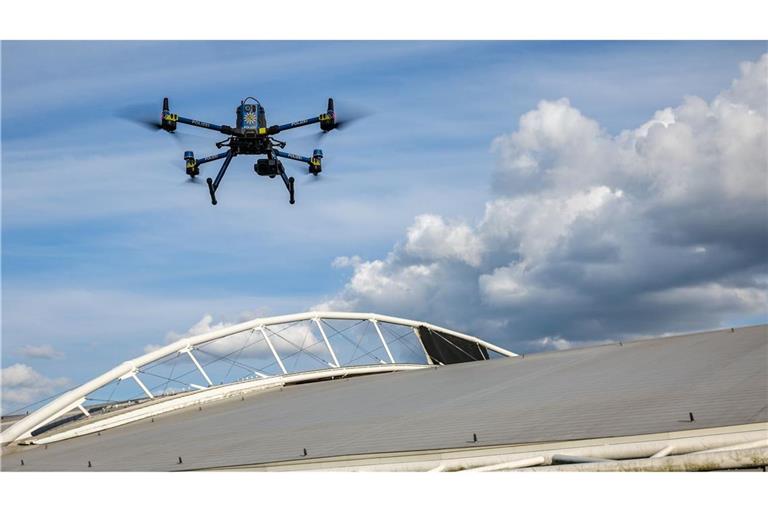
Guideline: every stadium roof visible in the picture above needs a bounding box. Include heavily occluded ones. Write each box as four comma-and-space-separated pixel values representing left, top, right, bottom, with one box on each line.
2, 319, 766, 471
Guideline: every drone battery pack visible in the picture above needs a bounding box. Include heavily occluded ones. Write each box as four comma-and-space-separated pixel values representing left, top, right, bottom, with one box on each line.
237, 102, 266, 134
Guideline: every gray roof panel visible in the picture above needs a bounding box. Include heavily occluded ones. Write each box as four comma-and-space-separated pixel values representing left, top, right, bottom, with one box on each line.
3, 325, 766, 471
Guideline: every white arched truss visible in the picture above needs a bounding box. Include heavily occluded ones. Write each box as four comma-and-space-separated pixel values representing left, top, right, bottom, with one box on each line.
1, 312, 516, 446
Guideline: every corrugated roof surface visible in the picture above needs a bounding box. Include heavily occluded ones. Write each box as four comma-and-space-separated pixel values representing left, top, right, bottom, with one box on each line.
3, 325, 767, 471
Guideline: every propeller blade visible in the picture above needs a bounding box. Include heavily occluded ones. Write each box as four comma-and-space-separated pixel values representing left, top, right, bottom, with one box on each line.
279, 157, 335, 185
168, 159, 206, 186
302, 173, 338, 185
331, 101, 372, 131
183, 176, 206, 187
117, 102, 221, 149
284, 100, 373, 144
114, 102, 165, 131
303, 174, 322, 185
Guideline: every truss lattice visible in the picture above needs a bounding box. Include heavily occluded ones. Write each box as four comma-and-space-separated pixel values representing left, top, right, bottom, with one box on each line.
1, 312, 515, 446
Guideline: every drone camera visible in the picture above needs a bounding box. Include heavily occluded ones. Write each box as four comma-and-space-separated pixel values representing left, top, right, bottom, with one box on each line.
254, 158, 282, 177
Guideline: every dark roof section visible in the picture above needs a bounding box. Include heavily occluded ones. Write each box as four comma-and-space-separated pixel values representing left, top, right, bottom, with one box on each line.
3, 325, 766, 471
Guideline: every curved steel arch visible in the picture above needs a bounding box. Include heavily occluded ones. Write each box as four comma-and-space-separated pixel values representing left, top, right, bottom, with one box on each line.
1, 312, 515, 446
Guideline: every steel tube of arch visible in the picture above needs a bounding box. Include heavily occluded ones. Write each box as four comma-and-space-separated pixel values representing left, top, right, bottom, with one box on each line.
314, 318, 340, 367
371, 320, 395, 363
132, 373, 155, 399
1, 311, 514, 446
260, 326, 287, 375
183, 348, 213, 387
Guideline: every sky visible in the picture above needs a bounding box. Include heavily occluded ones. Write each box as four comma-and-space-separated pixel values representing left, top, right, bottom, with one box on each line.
2, 41, 767, 414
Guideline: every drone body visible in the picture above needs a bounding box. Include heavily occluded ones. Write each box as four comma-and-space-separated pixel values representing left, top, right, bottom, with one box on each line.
156, 96, 339, 205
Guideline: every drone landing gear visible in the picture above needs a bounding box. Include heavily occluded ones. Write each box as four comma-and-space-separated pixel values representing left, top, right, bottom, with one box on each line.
276, 159, 295, 205
205, 150, 234, 206
280, 171, 295, 205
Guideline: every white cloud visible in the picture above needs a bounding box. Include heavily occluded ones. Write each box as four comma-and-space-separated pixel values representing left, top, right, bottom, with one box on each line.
536, 336, 573, 351
405, 214, 484, 267
1, 364, 71, 412
17, 344, 64, 359
316, 54, 768, 348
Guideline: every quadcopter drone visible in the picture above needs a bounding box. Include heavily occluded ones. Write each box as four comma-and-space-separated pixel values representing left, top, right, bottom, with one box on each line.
133, 96, 355, 205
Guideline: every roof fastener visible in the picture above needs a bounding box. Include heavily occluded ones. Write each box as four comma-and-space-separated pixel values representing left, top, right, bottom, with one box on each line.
689, 412, 695, 422
178, 456, 183, 464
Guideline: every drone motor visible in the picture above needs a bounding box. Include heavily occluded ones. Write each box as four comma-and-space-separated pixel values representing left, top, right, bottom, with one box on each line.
184, 151, 199, 177
310, 149, 323, 175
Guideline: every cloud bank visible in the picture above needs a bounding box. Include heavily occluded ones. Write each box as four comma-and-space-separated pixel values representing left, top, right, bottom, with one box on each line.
17, 344, 65, 360
1, 364, 71, 413
316, 54, 768, 352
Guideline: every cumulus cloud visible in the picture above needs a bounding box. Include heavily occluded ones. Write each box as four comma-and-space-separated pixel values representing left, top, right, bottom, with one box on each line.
536, 336, 574, 351
1, 364, 71, 412
404, 214, 484, 266
316, 54, 768, 351
17, 344, 64, 359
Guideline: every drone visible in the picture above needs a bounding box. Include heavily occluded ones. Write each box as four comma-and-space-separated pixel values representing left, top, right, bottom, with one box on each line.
128, 96, 357, 205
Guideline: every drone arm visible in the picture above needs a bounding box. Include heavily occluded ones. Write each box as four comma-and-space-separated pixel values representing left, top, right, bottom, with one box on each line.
159, 98, 233, 135
171, 115, 235, 135
273, 149, 311, 164
194, 151, 231, 166
266, 113, 333, 135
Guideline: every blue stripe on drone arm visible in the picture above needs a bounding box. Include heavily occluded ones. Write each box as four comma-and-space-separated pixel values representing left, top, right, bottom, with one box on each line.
273, 150, 311, 163
176, 116, 229, 133
196, 151, 231, 165
272, 116, 322, 133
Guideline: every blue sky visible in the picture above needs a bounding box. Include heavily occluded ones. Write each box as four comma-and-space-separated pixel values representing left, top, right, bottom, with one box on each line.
2, 41, 767, 413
